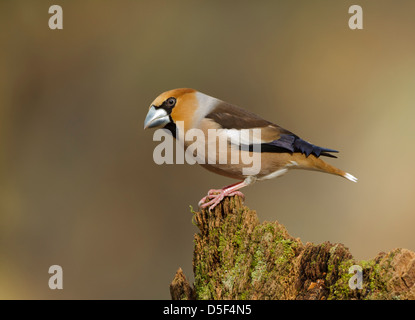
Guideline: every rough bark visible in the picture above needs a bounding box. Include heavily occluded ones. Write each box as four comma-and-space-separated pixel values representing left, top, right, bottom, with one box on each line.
170, 196, 415, 300
170, 268, 195, 300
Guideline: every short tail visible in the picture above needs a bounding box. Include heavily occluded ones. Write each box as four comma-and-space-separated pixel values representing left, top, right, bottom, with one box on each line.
294, 154, 358, 182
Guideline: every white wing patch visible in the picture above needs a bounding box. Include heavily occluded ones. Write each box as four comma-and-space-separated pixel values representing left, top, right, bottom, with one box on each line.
224, 128, 264, 145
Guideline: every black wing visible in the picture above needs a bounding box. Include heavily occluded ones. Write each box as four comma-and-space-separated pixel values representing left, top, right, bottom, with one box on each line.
254, 134, 339, 158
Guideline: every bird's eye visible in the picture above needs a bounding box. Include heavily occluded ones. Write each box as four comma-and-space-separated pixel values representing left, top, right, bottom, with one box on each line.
166, 97, 176, 108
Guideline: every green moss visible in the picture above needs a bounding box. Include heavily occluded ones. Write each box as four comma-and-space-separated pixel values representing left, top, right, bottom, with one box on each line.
222, 271, 235, 292
326, 259, 355, 300
196, 280, 215, 300
359, 259, 389, 299
239, 290, 250, 300
218, 234, 226, 254
325, 256, 393, 300
233, 230, 244, 247
251, 248, 267, 283
188, 196, 412, 300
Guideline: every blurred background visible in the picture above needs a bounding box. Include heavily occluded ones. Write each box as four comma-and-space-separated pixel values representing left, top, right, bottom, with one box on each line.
1, 0, 415, 299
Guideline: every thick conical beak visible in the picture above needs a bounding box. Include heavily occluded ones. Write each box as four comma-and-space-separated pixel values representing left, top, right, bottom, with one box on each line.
144, 106, 170, 129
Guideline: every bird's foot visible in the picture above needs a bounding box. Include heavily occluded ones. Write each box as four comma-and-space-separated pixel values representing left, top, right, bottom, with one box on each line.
197, 189, 223, 206
207, 189, 223, 195
198, 189, 245, 211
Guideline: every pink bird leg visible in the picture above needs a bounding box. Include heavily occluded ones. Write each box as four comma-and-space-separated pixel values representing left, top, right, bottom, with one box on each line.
198, 180, 248, 211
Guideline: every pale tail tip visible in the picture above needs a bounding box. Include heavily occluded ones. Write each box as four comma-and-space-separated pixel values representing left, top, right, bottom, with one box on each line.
344, 172, 358, 183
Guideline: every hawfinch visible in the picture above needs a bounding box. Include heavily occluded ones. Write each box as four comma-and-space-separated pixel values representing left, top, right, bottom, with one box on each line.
144, 88, 357, 210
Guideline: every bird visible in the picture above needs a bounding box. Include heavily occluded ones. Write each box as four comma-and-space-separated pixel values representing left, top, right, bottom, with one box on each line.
144, 88, 357, 211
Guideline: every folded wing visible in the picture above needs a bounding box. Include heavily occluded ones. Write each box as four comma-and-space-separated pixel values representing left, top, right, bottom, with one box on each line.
205, 102, 338, 158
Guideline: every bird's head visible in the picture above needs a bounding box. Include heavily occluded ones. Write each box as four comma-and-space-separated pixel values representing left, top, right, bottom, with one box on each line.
144, 88, 198, 132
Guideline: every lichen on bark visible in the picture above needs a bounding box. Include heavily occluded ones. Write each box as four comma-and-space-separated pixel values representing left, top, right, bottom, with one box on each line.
169, 196, 415, 300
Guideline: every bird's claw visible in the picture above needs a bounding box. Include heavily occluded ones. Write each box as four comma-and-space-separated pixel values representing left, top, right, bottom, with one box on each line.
198, 190, 245, 211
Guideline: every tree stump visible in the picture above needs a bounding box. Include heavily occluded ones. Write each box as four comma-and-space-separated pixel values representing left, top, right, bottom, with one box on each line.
170, 196, 415, 300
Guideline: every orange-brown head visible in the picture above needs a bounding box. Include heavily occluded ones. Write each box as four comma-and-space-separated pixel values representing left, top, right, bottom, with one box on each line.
143, 88, 198, 132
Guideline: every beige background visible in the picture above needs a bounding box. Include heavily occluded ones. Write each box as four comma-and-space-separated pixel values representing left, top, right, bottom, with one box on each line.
1, 1, 414, 299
